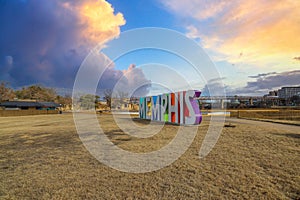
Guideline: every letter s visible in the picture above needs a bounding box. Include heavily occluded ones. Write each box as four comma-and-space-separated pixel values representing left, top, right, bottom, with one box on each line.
184, 90, 202, 125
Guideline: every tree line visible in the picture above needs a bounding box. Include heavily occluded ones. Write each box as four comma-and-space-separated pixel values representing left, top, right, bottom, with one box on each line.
0, 82, 72, 109
0, 82, 114, 110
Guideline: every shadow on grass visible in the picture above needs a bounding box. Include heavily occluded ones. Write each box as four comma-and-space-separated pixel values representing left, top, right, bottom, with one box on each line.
272, 133, 300, 139
79, 129, 133, 146
131, 118, 182, 126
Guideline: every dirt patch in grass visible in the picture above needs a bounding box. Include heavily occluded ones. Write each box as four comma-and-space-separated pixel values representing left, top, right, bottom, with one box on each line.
0, 113, 299, 199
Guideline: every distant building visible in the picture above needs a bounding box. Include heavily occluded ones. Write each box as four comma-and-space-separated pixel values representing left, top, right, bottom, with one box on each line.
0, 101, 60, 110
269, 90, 278, 97
111, 97, 139, 111
278, 86, 300, 99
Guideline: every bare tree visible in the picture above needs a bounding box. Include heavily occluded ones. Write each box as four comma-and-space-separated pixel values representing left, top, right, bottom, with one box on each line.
56, 95, 72, 110
116, 90, 128, 109
0, 82, 15, 101
104, 89, 112, 110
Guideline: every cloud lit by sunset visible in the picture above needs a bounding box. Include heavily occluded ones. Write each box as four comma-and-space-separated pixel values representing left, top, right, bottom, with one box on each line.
61, 0, 125, 44
0, 0, 126, 88
162, 0, 300, 70
78, 0, 125, 44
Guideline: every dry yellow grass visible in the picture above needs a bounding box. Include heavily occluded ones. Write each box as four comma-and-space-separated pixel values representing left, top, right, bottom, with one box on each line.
0, 113, 299, 199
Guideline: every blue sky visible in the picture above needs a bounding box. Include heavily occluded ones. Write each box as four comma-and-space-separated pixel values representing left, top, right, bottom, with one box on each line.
105, 0, 300, 96
0, 0, 299, 96
107, 0, 179, 31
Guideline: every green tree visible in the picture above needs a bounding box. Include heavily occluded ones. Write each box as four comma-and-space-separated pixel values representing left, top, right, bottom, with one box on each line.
79, 94, 99, 110
15, 85, 57, 101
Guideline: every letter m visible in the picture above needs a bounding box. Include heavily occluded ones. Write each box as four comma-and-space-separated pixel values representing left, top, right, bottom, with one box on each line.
139, 97, 146, 119
151, 96, 160, 121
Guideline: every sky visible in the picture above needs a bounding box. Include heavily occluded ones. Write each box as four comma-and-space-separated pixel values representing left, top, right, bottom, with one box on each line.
0, 0, 299, 96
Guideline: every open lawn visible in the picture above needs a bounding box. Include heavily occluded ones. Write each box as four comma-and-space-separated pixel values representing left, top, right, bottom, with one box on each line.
0, 113, 299, 199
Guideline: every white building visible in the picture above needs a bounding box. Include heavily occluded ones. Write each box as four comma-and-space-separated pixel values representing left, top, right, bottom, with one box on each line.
278, 86, 300, 99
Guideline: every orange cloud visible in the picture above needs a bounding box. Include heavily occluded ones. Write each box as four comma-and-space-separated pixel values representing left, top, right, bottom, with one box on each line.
62, 0, 126, 44
212, 1, 300, 67
162, 0, 300, 70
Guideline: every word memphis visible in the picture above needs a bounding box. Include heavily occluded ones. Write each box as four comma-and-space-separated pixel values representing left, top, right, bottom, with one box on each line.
139, 90, 202, 125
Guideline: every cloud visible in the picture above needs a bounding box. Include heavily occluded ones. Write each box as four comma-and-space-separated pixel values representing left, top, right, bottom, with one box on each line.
248, 72, 277, 79
74, 48, 150, 97
102, 64, 151, 97
201, 77, 227, 96
161, 0, 227, 20
245, 70, 300, 90
200, 70, 300, 96
160, 0, 300, 69
4, 56, 13, 66
294, 57, 300, 61
95, 62, 150, 97
62, 0, 125, 44
0, 55, 14, 82
0, 0, 126, 88
231, 70, 300, 95
185, 26, 201, 40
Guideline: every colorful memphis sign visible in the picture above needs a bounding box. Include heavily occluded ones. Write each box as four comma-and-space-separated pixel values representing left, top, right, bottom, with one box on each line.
139, 90, 202, 125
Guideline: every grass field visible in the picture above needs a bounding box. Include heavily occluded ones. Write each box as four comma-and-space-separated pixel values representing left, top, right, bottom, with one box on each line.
0, 113, 299, 199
